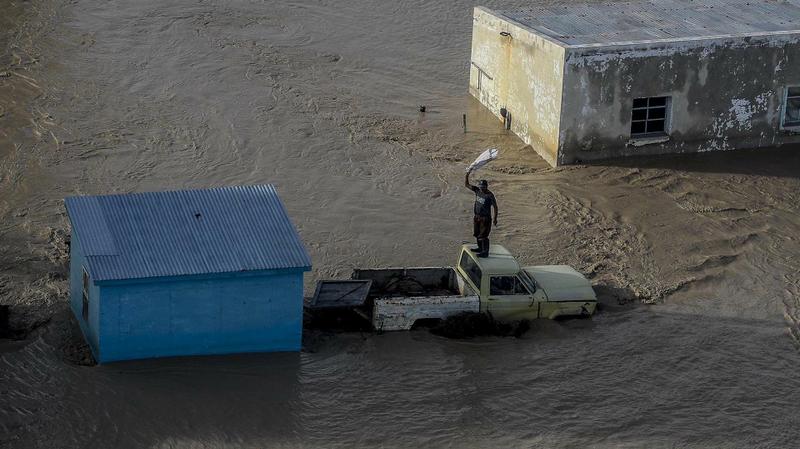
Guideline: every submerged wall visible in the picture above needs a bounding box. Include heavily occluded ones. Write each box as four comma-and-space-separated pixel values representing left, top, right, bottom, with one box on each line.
469, 7, 565, 166
95, 269, 305, 362
559, 34, 800, 164
69, 231, 101, 357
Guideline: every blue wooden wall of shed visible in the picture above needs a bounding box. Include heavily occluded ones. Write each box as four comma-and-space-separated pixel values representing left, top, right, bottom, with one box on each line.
69, 230, 101, 358
95, 270, 304, 362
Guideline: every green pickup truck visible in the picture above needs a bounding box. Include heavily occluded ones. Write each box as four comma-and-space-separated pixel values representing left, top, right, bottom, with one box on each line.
317, 244, 597, 331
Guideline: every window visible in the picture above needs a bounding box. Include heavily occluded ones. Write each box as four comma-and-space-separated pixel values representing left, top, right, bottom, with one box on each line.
631, 96, 670, 137
783, 87, 800, 128
82, 268, 89, 321
459, 251, 482, 290
490, 276, 530, 296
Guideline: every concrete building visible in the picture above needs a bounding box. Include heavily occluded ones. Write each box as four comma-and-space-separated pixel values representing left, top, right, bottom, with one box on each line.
64, 185, 311, 363
469, 0, 800, 166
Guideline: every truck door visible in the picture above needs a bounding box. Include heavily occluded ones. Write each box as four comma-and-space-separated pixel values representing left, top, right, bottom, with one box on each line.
485, 275, 537, 321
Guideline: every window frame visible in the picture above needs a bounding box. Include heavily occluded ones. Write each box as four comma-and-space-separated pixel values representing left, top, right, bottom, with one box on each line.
630, 96, 671, 138
489, 275, 531, 296
781, 86, 800, 129
459, 251, 483, 291
82, 267, 90, 321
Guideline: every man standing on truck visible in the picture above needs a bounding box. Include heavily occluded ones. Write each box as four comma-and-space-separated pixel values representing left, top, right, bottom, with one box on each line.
465, 171, 498, 258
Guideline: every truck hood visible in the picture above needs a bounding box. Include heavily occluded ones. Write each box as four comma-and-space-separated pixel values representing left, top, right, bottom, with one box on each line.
523, 266, 596, 302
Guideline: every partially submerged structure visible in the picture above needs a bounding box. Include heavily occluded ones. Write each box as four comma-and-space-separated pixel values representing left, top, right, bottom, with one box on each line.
469, 0, 800, 166
65, 185, 311, 363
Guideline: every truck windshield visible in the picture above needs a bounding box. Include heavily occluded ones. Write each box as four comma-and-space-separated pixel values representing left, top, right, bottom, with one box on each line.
519, 270, 537, 293
459, 251, 482, 290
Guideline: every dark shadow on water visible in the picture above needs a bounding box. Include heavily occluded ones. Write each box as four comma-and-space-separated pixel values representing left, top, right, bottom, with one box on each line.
583, 144, 800, 178
429, 312, 530, 339
91, 351, 303, 448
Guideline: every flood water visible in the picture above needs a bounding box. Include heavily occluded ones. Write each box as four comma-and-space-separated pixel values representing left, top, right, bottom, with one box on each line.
1, 0, 799, 447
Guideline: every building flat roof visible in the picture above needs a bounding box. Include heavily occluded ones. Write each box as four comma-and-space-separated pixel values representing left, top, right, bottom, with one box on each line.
65, 185, 312, 282
497, 0, 800, 47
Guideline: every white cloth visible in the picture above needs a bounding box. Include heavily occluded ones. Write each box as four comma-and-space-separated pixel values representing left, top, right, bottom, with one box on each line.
466, 148, 499, 173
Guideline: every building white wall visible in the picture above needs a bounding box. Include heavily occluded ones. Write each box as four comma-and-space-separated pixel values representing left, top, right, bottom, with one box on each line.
470, 8, 800, 165
469, 7, 566, 166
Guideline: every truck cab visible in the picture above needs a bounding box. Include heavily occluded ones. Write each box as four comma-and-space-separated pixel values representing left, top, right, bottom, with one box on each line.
455, 245, 597, 320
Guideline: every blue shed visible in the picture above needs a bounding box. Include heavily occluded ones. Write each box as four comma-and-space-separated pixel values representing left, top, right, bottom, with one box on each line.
64, 185, 311, 363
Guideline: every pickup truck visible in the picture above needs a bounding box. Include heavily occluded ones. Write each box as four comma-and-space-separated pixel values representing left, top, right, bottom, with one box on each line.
309, 245, 597, 331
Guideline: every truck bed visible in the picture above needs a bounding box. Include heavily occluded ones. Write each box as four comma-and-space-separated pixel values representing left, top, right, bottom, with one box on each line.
352, 267, 479, 331
352, 267, 463, 297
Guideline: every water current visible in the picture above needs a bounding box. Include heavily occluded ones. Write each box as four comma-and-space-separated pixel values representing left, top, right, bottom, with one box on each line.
1, 0, 799, 447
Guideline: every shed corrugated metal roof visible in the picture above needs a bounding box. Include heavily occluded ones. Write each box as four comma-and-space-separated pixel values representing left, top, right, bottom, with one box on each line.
65, 185, 312, 282
498, 0, 800, 46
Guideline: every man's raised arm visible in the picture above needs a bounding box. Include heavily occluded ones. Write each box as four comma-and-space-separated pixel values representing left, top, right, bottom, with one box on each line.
465, 171, 475, 191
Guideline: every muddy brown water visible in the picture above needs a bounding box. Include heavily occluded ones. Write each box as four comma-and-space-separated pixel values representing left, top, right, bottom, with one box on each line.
1, 0, 799, 447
